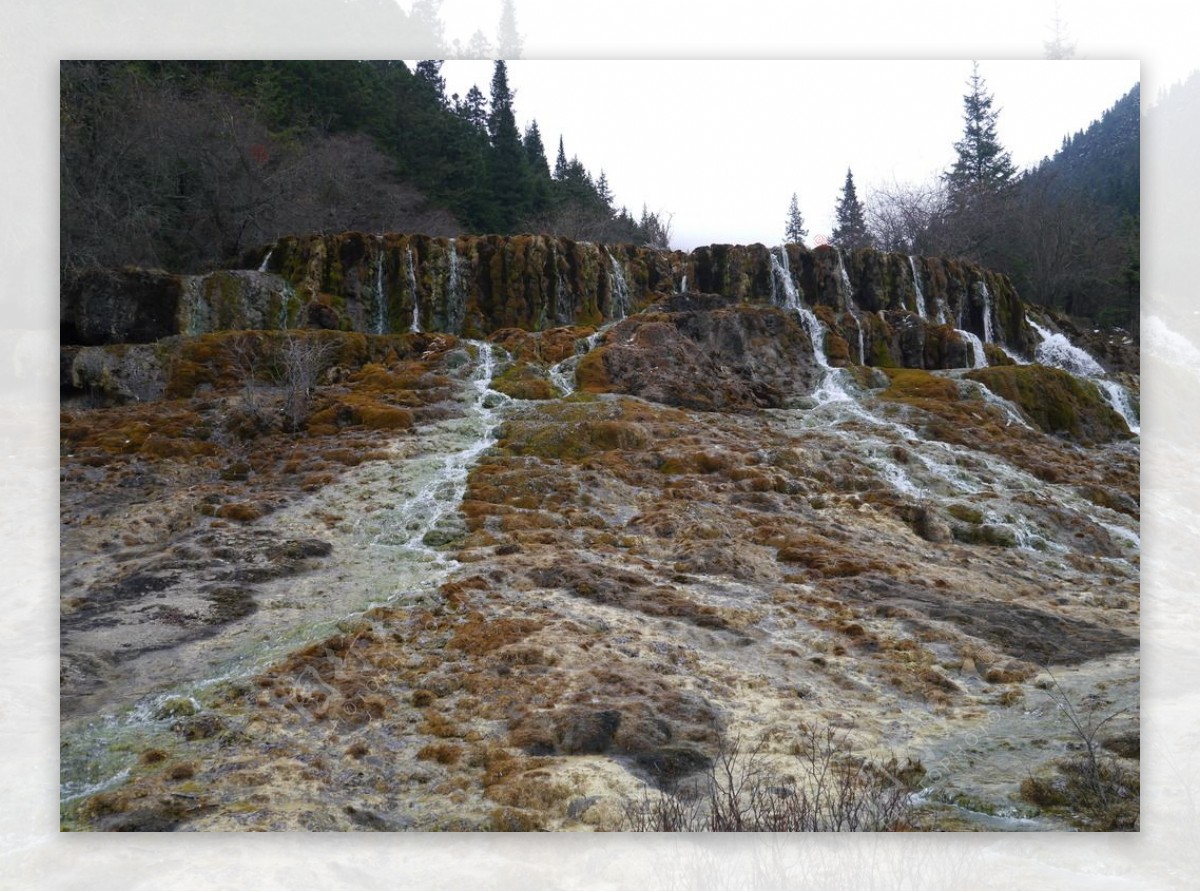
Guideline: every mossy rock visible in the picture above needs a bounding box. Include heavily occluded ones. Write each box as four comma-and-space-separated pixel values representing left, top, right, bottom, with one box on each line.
965, 365, 1132, 442
491, 361, 556, 400
880, 368, 960, 404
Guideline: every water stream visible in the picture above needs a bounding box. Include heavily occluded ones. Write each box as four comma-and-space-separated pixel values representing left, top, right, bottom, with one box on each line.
407, 247, 421, 333
60, 341, 509, 810
1029, 319, 1139, 434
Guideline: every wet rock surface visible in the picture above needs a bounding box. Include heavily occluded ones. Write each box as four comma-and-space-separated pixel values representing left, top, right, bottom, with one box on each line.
60, 255, 1139, 833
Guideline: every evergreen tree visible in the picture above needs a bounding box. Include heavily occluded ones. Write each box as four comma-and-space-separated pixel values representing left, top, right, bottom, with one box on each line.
522, 120, 549, 177
1044, 3, 1076, 59
596, 170, 613, 207
554, 137, 568, 180
944, 62, 1017, 210
831, 169, 870, 250
458, 29, 494, 58
409, 0, 447, 56
485, 60, 529, 231
414, 60, 446, 106
784, 192, 808, 245
498, 0, 524, 59
454, 85, 488, 132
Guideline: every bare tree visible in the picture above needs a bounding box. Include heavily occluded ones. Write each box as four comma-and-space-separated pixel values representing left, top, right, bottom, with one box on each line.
866, 177, 952, 255
277, 332, 337, 431
623, 724, 918, 832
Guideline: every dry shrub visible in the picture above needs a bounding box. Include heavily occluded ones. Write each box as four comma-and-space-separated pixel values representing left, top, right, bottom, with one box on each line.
419, 712, 460, 739
622, 724, 918, 832
165, 762, 196, 781
417, 742, 463, 765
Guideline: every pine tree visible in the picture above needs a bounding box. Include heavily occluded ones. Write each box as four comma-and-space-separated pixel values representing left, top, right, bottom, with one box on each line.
784, 192, 808, 245
1044, 2, 1076, 59
522, 120, 549, 177
553, 136, 568, 180
409, 0, 446, 56
596, 170, 613, 207
454, 84, 488, 131
944, 62, 1017, 210
485, 60, 529, 231
831, 169, 870, 250
497, 0, 524, 59
414, 60, 446, 106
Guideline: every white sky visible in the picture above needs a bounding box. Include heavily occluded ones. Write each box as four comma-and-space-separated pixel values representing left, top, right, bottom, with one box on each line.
433, 58, 1139, 249
403, 0, 1193, 250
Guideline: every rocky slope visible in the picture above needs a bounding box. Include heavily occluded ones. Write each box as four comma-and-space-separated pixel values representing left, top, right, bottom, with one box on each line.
60, 237, 1140, 833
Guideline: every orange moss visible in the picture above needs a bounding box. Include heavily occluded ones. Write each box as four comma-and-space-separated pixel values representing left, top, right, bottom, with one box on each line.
448, 614, 544, 656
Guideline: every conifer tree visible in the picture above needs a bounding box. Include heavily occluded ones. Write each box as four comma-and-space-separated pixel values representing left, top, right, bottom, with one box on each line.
414, 60, 446, 106
485, 60, 528, 230
785, 192, 808, 245
522, 120, 549, 177
831, 169, 870, 250
554, 137, 568, 180
596, 170, 613, 207
944, 62, 1017, 210
455, 85, 488, 132
497, 0, 524, 59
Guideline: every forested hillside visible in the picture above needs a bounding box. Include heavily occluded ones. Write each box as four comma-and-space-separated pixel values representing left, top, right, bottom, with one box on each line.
61, 60, 668, 275
1009, 85, 1140, 327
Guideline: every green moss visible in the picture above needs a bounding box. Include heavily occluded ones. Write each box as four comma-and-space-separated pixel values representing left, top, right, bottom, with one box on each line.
880, 368, 960, 404
946, 503, 984, 525
491, 361, 556, 400
966, 365, 1130, 442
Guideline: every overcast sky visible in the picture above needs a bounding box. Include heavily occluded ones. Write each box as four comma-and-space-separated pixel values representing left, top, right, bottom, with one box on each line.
434, 58, 1139, 249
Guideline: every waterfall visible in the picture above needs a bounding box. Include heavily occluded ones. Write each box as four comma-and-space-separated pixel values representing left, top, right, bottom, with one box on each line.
548, 325, 609, 397
909, 256, 927, 320
1028, 319, 1104, 377
446, 240, 465, 334
768, 246, 850, 401
607, 251, 630, 320
407, 247, 421, 334
257, 248, 274, 273
838, 253, 866, 365
1029, 318, 1139, 433
957, 330, 988, 369
679, 274, 688, 294
1096, 380, 1141, 435
277, 281, 296, 331
770, 247, 801, 311
978, 281, 994, 344
373, 238, 388, 335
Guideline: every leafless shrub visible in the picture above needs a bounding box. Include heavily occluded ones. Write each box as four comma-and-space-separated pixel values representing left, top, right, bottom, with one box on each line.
622, 724, 919, 832
1021, 668, 1139, 830
276, 332, 337, 431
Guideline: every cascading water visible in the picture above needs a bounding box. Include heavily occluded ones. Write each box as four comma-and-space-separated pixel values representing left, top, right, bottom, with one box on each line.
607, 251, 630, 320
978, 281, 994, 344
770, 247, 801, 311
837, 252, 866, 365
365, 341, 505, 559
373, 238, 388, 335
958, 330, 988, 369
407, 247, 421, 334
445, 240, 465, 334
1029, 319, 1104, 377
61, 340, 512, 813
258, 248, 274, 273
679, 274, 688, 294
548, 326, 613, 397
909, 256, 927, 320
770, 248, 852, 405
1028, 318, 1139, 434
